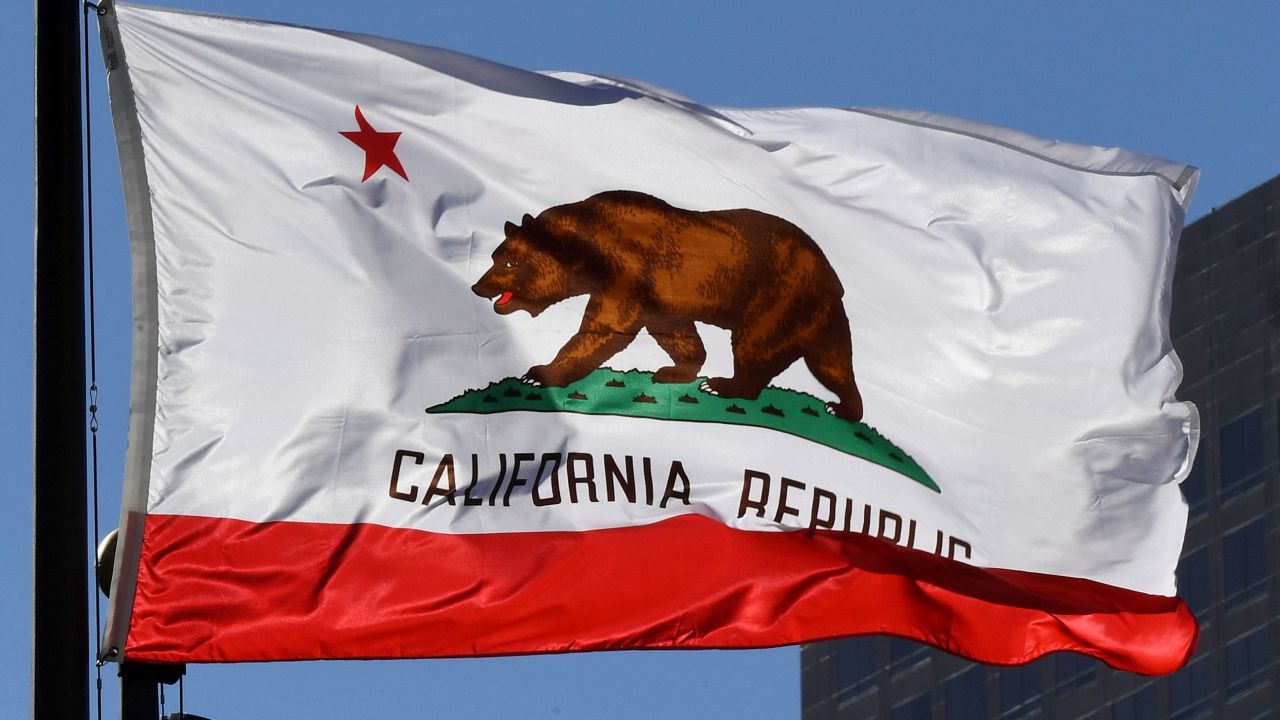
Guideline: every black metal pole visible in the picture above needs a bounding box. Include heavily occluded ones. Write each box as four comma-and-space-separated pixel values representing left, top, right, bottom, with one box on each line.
119, 665, 159, 720
32, 0, 88, 717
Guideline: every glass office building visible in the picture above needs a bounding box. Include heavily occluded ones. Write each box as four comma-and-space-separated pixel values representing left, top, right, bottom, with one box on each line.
801, 174, 1279, 720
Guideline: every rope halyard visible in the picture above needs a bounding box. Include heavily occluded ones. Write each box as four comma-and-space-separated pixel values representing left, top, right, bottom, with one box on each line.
81, 2, 104, 718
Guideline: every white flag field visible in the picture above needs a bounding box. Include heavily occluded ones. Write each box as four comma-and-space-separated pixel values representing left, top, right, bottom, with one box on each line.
98, 1, 1199, 673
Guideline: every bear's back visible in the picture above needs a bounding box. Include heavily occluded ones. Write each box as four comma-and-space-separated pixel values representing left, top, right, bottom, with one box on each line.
577, 191, 823, 256
550, 191, 842, 323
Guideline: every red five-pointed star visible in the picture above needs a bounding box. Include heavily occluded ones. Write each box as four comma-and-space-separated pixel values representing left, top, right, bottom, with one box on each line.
340, 105, 409, 182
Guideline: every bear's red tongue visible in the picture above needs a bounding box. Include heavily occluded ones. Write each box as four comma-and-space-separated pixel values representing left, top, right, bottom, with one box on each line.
496, 291, 514, 307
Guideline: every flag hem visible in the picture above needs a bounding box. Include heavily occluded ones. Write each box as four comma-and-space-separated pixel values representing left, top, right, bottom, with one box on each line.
96, 1, 158, 663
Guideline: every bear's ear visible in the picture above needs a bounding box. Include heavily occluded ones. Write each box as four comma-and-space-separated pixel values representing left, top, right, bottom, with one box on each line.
504, 220, 518, 236
522, 213, 537, 227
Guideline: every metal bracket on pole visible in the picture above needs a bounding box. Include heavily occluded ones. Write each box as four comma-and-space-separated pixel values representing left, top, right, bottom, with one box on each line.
119, 662, 186, 720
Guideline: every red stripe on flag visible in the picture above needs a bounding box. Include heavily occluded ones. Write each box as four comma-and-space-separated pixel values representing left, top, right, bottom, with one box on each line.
126, 514, 1196, 673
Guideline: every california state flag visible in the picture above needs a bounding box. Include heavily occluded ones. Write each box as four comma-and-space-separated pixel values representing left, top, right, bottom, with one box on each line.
98, 1, 1199, 673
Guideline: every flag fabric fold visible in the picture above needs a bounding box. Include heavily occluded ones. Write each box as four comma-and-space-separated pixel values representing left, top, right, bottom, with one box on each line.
99, 0, 1199, 674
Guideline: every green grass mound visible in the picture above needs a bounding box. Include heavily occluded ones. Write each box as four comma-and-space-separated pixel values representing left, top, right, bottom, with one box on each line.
427, 368, 938, 493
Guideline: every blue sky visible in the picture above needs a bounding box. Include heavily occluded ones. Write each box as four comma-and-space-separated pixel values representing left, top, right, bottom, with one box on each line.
5, 2, 1279, 718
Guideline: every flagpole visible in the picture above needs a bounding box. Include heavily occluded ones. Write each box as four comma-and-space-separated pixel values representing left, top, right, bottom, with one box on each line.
119, 665, 159, 720
32, 0, 89, 717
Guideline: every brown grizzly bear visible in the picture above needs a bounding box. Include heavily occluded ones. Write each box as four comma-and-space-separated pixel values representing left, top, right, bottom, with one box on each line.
471, 190, 863, 422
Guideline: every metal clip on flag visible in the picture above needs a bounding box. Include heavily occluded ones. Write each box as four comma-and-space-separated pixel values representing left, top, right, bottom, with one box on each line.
96, 0, 1199, 674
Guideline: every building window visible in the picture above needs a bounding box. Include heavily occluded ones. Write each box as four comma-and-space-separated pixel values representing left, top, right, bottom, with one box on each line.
889, 637, 928, 675
1225, 629, 1271, 696
1112, 685, 1158, 720
1219, 406, 1264, 499
801, 649, 830, 711
1052, 652, 1097, 695
944, 667, 986, 720
998, 662, 1042, 719
891, 693, 931, 720
1168, 656, 1213, 720
1177, 546, 1212, 617
1222, 518, 1268, 609
1181, 446, 1208, 516
834, 636, 879, 701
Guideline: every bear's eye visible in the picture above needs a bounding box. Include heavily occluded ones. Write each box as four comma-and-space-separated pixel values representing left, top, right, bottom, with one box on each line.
505, 260, 519, 268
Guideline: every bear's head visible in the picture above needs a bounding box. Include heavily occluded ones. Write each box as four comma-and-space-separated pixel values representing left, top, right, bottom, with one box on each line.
471, 213, 587, 317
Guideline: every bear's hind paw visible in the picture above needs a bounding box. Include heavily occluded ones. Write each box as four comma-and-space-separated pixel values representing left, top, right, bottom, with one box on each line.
702, 376, 762, 399
825, 401, 863, 423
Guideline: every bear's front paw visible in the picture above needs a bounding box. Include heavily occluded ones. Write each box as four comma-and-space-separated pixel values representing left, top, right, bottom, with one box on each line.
653, 366, 698, 384
524, 364, 573, 388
